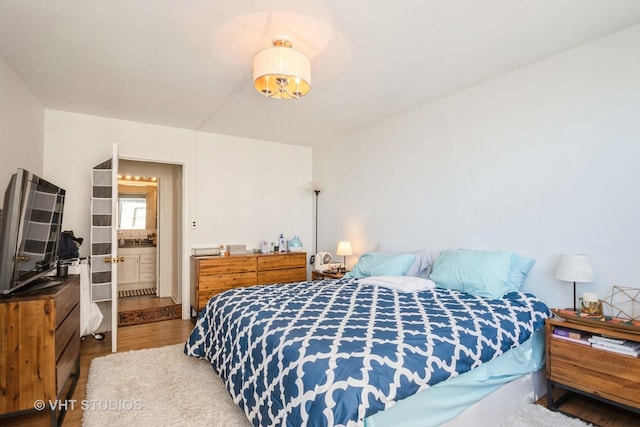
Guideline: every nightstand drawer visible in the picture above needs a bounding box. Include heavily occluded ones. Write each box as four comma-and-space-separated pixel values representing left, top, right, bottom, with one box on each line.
549, 337, 640, 406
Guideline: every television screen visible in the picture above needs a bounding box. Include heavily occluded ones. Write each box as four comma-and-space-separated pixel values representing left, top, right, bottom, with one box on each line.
0, 168, 66, 294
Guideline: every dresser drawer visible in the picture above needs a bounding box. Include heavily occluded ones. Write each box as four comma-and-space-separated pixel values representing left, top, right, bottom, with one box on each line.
55, 304, 80, 361
258, 267, 307, 285
198, 257, 257, 275
55, 279, 80, 328
198, 292, 220, 310
56, 333, 80, 395
258, 253, 306, 271
199, 272, 257, 291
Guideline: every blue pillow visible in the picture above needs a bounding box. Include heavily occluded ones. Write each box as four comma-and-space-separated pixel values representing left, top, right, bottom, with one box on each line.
506, 254, 536, 293
346, 252, 416, 278
429, 249, 535, 298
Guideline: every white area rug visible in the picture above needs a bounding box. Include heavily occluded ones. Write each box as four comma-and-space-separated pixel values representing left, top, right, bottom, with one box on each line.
83, 344, 249, 426
84, 344, 592, 426
499, 403, 592, 427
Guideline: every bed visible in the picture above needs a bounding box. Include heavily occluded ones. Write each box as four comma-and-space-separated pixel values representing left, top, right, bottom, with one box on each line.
185, 248, 550, 427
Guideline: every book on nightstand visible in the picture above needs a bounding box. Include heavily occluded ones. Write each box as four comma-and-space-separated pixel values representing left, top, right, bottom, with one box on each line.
552, 326, 591, 345
588, 336, 640, 357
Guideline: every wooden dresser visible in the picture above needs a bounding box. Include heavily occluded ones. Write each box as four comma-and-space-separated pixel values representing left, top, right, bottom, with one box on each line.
0, 275, 81, 425
191, 252, 307, 314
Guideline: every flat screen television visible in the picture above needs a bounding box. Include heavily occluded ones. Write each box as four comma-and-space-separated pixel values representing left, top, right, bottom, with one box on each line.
0, 168, 66, 294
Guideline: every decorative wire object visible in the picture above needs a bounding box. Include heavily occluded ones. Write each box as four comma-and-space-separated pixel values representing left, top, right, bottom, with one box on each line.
602, 286, 640, 321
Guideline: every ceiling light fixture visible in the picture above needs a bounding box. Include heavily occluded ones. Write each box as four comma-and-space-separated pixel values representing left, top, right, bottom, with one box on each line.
253, 38, 311, 99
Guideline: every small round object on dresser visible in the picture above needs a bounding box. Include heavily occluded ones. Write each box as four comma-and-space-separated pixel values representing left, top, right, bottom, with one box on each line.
288, 236, 303, 252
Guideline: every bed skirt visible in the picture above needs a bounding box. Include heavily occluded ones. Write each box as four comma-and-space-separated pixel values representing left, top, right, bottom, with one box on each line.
365, 328, 546, 427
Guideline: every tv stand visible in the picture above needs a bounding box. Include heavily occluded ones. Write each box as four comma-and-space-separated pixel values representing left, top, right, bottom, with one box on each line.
0, 274, 80, 426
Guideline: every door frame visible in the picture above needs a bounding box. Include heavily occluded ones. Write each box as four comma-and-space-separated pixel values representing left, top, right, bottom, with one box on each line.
115, 158, 184, 308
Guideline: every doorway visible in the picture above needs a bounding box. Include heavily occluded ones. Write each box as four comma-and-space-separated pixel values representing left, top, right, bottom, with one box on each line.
116, 159, 183, 326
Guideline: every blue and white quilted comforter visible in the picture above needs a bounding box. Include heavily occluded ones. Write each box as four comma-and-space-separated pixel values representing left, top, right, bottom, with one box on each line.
184, 279, 550, 427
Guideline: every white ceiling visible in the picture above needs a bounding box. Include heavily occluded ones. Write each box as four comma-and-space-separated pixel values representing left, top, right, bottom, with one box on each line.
1, 0, 640, 148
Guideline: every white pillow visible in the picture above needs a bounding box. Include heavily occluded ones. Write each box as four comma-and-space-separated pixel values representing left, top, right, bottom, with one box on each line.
377, 245, 433, 278
360, 276, 436, 293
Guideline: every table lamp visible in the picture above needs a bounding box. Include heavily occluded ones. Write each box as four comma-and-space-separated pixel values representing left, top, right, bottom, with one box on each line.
555, 254, 594, 311
336, 241, 353, 272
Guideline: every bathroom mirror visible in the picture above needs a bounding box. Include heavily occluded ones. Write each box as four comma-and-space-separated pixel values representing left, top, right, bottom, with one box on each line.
118, 180, 158, 230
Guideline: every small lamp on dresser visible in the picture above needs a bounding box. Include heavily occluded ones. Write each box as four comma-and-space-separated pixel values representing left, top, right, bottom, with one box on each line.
555, 254, 594, 311
336, 241, 353, 273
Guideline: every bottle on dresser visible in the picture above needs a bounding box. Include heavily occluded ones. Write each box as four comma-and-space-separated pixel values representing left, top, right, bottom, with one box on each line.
279, 234, 286, 253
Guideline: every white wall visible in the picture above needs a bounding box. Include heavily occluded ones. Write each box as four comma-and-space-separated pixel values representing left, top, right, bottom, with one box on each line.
44, 111, 313, 320
192, 132, 313, 253
313, 25, 640, 308
0, 55, 44, 189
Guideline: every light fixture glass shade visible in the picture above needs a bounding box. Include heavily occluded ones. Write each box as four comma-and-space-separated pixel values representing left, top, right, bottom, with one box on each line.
336, 241, 353, 257
253, 39, 311, 99
555, 254, 594, 282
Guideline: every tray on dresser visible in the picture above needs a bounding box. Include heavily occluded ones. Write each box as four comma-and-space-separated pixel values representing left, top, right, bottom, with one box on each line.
552, 308, 640, 334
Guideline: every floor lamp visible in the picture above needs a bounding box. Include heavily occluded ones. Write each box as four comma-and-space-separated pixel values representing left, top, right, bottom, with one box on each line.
310, 182, 322, 255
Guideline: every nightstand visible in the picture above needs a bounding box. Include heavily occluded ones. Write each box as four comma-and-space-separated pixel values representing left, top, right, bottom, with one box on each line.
312, 270, 345, 280
545, 317, 640, 415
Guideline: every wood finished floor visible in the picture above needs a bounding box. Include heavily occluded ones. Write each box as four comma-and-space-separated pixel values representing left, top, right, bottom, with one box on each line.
536, 391, 639, 426
5, 318, 639, 426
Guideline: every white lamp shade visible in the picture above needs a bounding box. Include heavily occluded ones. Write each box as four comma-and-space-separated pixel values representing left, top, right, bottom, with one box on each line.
253, 40, 311, 99
555, 254, 594, 283
336, 241, 353, 257
309, 181, 323, 192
